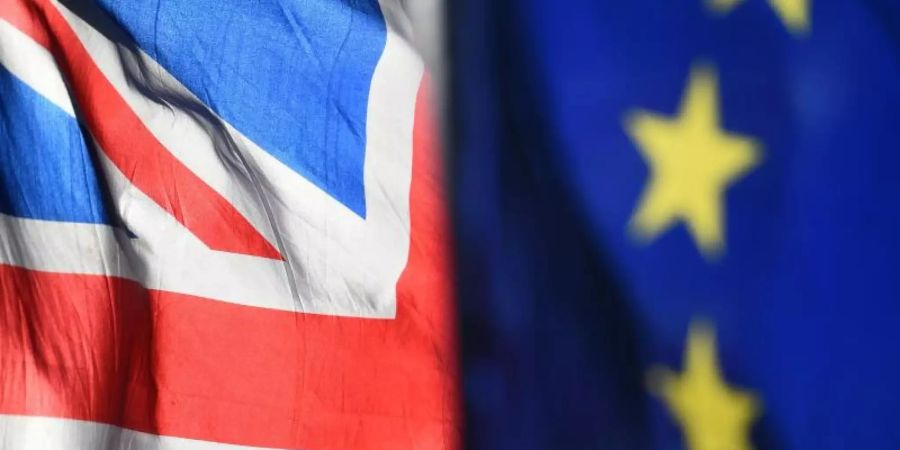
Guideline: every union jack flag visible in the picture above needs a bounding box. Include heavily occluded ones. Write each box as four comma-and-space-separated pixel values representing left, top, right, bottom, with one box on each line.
0, 0, 458, 448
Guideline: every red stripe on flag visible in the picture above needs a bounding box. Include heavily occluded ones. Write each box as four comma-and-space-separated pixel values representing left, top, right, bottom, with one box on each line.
0, 0, 282, 260
0, 265, 155, 425
0, 81, 459, 448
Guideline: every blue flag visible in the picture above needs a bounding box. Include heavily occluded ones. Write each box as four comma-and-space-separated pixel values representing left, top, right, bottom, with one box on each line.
451, 1, 900, 449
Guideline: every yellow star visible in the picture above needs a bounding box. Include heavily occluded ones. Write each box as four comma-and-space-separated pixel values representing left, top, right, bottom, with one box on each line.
624, 65, 760, 258
648, 321, 761, 450
707, 0, 810, 34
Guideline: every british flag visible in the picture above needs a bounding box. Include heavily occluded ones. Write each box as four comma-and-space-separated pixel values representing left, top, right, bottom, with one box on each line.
0, 0, 458, 448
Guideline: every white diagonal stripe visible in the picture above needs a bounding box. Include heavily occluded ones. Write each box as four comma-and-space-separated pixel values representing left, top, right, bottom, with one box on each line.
0, 18, 73, 116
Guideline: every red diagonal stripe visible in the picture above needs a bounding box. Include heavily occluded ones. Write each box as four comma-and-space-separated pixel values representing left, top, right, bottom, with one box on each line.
0, 0, 282, 260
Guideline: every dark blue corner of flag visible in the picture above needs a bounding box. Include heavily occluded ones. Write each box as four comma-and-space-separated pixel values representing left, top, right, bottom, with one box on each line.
448, 2, 648, 449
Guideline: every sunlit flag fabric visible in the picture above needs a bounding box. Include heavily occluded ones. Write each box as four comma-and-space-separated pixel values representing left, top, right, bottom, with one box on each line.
0, 0, 458, 449
452, 1, 900, 449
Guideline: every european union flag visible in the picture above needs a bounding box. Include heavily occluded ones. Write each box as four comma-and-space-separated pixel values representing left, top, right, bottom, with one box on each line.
451, 1, 900, 449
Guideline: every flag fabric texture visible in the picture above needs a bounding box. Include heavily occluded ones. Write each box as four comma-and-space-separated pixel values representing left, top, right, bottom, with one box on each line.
0, 0, 458, 449
451, 1, 900, 449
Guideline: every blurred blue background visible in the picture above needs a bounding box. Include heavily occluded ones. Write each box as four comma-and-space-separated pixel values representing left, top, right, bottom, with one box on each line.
450, 1, 900, 449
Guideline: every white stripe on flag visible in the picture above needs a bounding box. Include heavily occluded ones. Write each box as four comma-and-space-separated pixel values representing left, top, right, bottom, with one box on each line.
0, 18, 74, 116
0, 213, 129, 278
0, 414, 287, 450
